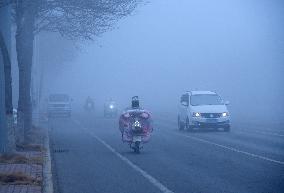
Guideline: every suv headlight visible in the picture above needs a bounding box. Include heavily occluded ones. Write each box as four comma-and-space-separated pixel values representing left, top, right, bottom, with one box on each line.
193, 112, 201, 117
222, 112, 229, 117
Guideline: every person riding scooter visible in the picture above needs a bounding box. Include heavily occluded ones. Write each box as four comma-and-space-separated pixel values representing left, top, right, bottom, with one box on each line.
104, 99, 118, 117
84, 96, 95, 111
119, 96, 153, 153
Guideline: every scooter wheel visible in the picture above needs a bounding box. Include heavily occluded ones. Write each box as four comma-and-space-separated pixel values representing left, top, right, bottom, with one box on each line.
134, 141, 140, 154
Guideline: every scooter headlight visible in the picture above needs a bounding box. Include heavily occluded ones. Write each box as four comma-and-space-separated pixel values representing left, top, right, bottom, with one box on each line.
133, 120, 141, 128
109, 105, 114, 109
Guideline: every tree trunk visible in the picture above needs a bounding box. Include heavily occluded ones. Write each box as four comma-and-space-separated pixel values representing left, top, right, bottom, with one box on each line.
16, 31, 34, 144
0, 31, 15, 152
15, 3, 36, 144
0, 31, 13, 115
0, 34, 8, 153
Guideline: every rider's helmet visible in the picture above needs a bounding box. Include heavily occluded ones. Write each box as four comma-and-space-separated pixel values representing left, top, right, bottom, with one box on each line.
86, 96, 91, 102
131, 96, 140, 109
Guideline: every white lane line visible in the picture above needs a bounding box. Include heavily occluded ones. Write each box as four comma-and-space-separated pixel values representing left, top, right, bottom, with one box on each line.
73, 120, 174, 193
155, 121, 284, 165
173, 132, 284, 165
235, 129, 284, 137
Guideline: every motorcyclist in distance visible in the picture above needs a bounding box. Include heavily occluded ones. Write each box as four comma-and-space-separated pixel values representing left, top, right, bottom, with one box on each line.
104, 98, 118, 117
84, 96, 95, 110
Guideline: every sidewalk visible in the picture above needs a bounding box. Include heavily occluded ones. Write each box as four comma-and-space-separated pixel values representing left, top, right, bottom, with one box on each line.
0, 110, 52, 193
0, 152, 43, 193
0, 185, 41, 193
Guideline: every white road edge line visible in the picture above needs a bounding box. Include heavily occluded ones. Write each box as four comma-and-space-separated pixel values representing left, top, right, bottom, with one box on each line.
156, 121, 284, 165
236, 130, 284, 137
173, 132, 284, 165
73, 120, 174, 193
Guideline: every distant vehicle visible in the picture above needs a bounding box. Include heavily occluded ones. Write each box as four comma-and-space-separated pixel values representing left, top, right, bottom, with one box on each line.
47, 94, 72, 117
104, 100, 118, 117
178, 91, 230, 132
84, 96, 95, 112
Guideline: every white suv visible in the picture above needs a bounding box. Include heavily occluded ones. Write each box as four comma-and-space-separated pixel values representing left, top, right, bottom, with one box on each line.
178, 91, 231, 132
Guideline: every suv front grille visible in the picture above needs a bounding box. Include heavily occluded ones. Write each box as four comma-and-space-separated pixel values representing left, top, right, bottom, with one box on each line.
53, 104, 66, 107
200, 113, 221, 118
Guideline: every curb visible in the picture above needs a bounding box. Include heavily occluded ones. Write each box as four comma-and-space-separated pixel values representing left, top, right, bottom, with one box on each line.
43, 127, 54, 193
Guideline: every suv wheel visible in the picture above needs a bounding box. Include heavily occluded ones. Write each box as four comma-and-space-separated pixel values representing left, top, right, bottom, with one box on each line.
178, 116, 185, 131
186, 117, 193, 132
224, 125, 230, 132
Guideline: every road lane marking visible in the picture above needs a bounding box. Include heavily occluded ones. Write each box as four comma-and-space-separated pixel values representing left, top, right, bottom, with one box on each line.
73, 120, 174, 193
235, 129, 284, 137
173, 132, 284, 165
154, 120, 284, 165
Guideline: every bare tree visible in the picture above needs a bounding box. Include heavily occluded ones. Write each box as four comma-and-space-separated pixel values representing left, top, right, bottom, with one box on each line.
0, 0, 142, 144
0, 31, 12, 115
0, 30, 8, 153
0, 3, 15, 153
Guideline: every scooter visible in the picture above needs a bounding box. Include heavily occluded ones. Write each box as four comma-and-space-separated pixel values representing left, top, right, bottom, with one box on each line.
84, 102, 94, 112
119, 109, 153, 154
104, 102, 118, 118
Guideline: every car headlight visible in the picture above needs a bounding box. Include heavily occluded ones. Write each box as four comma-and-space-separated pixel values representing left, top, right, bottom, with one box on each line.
109, 105, 114, 109
222, 112, 229, 117
193, 112, 201, 117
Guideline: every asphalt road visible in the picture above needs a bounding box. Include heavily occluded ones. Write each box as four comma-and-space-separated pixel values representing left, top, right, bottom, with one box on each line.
49, 112, 284, 193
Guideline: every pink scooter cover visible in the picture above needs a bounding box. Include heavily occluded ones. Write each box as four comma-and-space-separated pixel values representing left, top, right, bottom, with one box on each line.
119, 109, 153, 143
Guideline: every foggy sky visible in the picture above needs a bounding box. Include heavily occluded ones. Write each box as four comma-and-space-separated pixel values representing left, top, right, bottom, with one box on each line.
42, 0, 284, 122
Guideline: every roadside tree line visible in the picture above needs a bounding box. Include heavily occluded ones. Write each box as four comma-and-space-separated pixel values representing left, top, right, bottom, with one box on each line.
0, 0, 142, 153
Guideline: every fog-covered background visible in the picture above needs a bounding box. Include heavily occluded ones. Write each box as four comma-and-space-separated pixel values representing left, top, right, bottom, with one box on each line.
20, 0, 284, 123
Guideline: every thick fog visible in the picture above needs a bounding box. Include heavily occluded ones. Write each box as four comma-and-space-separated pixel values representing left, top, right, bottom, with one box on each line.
38, 0, 284, 123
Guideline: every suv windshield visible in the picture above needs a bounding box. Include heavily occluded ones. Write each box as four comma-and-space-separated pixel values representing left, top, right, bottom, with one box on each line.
49, 94, 69, 102
190, 94, 223, 106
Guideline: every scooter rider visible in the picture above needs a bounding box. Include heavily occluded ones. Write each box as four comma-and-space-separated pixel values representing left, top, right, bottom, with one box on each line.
131, 96, 140, 109
84, 96, 94, 110
104, 98, 118, 117
119, 96, 153, 153
119, 96, 140, 136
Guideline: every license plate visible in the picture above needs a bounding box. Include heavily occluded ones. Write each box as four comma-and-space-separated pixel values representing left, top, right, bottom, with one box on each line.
206, 119, 218, 123
133, 136, 142, 142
